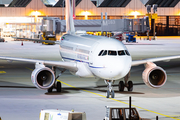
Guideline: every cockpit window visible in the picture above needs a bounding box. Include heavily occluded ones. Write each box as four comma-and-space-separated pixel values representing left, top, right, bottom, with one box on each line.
99, 50, 130, 56
102, 50, 107, 56
118, 50, 126, 56
108, 50, 117, 56
98, 50, 104, 56
125, 50, 130, 56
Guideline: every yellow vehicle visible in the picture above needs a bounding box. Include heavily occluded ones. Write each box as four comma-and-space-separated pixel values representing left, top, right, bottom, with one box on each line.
41, 32, 56, 45
41, 17, 61, 45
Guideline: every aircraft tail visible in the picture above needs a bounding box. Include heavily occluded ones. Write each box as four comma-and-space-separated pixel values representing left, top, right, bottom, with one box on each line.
66, 0, 75, 34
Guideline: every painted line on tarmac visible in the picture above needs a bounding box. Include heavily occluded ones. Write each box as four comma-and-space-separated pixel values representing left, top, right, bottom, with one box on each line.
58, 80, 179, 120
25, 67, 33, 71
25, 67, 178, 120
0, 71, 6, 73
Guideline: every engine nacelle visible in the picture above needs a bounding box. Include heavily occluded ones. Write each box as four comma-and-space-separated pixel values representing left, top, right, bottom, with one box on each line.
31, 67, 55, 90
142, 62, 167, 88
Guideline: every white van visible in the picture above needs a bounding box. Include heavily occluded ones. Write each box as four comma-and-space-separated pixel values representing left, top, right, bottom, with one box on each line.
39, 109, 86, 120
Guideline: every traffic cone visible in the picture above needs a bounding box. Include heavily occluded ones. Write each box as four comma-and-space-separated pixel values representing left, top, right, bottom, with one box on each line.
21, 41, 23, 46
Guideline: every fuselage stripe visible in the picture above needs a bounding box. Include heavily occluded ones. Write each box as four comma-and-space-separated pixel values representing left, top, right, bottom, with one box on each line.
62, 57, 104, 68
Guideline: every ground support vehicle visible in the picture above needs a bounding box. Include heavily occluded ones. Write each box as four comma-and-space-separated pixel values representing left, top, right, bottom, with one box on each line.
0, 38, 4, 42
126, 34, 136, 42
39, 109, 86, 120
104, 106, 149, 120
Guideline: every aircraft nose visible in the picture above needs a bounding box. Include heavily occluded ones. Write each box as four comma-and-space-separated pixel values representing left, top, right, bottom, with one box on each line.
106, 61, 125, 77
98, 57, 131, 80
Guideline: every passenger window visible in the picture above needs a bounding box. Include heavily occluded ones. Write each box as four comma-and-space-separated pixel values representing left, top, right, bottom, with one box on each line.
108, 50, 117, 56
102, 50, 107, 56
118, 50, 125, 56
125, 50, 130, 56
98, 50, 104, 56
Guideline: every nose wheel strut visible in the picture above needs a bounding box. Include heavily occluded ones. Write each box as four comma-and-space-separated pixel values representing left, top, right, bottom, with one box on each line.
105, 80, 115, 98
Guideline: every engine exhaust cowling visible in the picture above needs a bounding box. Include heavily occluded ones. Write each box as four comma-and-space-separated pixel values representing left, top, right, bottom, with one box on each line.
31, 67, 55, 90
142, 62, 167, 88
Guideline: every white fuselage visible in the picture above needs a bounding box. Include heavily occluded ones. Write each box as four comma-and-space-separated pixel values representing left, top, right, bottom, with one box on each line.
59, 34, 132, 80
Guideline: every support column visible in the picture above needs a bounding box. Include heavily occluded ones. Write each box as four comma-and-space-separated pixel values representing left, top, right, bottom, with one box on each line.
166, 16, 169, 35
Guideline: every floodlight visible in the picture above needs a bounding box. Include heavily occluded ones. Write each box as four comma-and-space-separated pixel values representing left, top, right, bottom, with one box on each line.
146, 5, 151, 13
153, 4, 158, 13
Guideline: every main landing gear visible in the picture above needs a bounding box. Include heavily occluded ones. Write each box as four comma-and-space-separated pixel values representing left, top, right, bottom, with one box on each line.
105, 80, 115, 98
119, 72, 133, 92
47, 67, 66, 93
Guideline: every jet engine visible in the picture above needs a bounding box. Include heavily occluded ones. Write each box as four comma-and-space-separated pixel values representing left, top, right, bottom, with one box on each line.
31, 67, 55, 90
142, 62, 167, 88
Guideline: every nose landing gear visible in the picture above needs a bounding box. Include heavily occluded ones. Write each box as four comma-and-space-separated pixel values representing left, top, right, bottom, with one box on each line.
105, 80, 115, 98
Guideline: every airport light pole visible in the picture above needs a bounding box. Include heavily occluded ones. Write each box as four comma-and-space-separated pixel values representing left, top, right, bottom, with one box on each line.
152, 4, 158, 40
146, 5, 151, 40
146, 4, 158, 40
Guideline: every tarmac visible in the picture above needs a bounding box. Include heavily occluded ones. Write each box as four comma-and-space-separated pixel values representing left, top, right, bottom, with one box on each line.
0, 37, 180, 120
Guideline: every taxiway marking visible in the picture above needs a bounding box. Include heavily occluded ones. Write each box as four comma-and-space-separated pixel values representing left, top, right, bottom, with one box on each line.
58, 80, 180, 120
0, 71, 6, 73
25, 67, 179, 120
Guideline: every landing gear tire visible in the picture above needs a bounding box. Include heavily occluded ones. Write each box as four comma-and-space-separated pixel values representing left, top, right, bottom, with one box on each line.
111, 90, 115, 98
56, 81, 62, 92
119, 81, 125, 91
106, 90, 110, 98
48, 86, 53, 93
106, 90, 115, 98
127, 81, 133, 91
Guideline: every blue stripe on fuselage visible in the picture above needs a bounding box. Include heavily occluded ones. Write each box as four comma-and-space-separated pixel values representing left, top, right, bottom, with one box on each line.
62, 57, 104, 68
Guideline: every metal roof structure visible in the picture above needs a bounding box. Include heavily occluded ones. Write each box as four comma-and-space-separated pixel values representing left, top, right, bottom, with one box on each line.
54, 0, 82, 7
0, 0, 179, 7
145, 0, 180, 7
8, 0, 31, 7
99, 0, 131, 7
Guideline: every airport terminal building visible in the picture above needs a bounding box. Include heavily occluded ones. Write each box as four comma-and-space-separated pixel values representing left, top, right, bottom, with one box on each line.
0, 0, 180, 36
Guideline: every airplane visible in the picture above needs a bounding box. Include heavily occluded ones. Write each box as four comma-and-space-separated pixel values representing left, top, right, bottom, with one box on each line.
1, 0, 180, 98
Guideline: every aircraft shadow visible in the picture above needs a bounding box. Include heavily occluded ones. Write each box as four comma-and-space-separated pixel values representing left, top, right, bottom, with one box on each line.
0, 81, 145, 95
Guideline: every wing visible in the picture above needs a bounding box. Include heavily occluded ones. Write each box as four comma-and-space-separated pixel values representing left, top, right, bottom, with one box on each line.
0, 56, 77, 72
13, 37, 60, 44
132, 55, 180, 66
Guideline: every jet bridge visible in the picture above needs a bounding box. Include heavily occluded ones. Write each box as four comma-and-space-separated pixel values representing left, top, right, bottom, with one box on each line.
41, 17, 150, 35
101, 17, 150, 33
